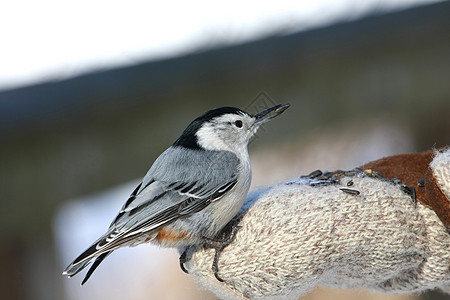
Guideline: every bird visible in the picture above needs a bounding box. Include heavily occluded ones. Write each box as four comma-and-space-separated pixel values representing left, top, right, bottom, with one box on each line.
62, 103, 290, 285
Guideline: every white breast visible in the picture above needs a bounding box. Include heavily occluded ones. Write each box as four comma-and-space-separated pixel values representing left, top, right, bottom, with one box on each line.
207, 152, 252, 235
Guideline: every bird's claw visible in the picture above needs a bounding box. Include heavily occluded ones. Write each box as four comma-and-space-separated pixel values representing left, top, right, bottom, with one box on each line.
179, 248, 189, 274
203, 222, 242, 282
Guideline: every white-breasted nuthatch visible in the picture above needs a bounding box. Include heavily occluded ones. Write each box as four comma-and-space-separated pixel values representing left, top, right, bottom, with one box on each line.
62, 103, 290, 284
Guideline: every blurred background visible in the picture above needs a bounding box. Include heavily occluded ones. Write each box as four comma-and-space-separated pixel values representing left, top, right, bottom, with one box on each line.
0, 0, 449, 299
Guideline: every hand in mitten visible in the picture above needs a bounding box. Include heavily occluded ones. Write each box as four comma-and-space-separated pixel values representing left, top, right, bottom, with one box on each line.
183, 149, 450, 299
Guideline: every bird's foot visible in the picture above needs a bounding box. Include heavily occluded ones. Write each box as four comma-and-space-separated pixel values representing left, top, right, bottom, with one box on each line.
202, 223, 242, 282
179, 247, 190, 274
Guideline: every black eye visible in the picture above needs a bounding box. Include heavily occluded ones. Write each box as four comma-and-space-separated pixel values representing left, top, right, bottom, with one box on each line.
234, 120, 243, 128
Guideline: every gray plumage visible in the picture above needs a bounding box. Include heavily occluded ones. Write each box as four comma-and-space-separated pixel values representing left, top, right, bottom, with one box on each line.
112, 147, 242, 242
62, 104, 289, 285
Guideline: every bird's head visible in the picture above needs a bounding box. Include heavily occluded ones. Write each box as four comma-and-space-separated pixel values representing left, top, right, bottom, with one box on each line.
173, 104, 290, 154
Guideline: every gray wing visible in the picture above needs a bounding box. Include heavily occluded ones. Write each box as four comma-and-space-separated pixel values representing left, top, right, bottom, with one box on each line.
101, 146, 240, 249
63, 147, 240, 279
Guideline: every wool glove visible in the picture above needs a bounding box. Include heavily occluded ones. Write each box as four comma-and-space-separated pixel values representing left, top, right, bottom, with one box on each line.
183, 148, 450, 299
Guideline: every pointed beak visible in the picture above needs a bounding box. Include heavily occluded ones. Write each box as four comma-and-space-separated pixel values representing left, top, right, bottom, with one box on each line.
252, 103, 290, 127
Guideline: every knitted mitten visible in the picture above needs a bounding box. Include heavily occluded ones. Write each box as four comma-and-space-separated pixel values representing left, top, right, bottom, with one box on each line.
184, 149, 450, 299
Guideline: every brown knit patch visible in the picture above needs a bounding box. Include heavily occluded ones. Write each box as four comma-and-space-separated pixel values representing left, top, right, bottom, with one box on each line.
426, 167, 450, 228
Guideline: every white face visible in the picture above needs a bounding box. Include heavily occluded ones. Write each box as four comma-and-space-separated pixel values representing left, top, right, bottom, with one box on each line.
195, 112, 258, 153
